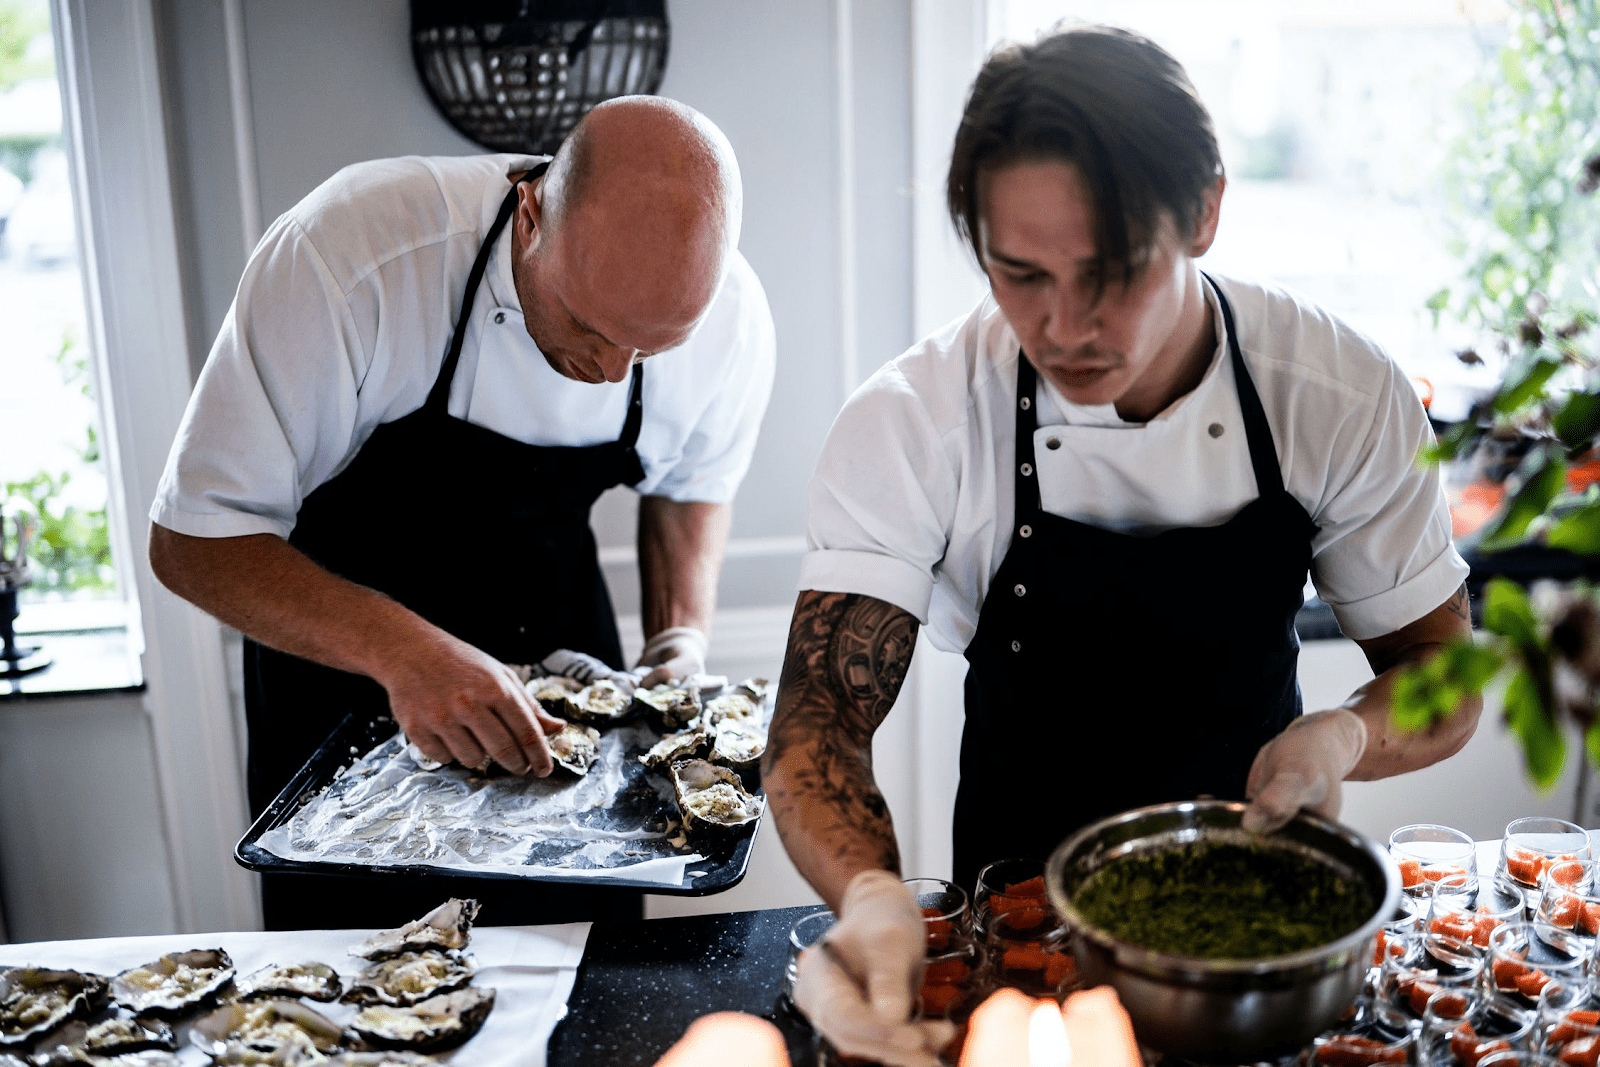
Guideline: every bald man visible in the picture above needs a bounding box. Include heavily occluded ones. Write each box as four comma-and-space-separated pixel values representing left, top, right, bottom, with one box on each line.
149, 97, 776, 929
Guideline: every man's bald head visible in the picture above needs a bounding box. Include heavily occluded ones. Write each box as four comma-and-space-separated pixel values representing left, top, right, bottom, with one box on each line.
513, 96, 743, 383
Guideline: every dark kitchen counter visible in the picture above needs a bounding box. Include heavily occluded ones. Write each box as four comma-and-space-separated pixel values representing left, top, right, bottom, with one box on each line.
547, 905, 823, 1066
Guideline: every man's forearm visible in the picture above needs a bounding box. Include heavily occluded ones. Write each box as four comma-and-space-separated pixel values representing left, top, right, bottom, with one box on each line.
763, 590, 917, 911
636, 497, 729, 638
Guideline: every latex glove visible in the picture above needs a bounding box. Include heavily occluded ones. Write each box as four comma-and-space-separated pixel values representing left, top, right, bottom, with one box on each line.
538, 648, 638, 692
636, 626, 709, 687
793, 870, 955, 1067
653, 1012, 790, 1067
1242, 708, 1368, 834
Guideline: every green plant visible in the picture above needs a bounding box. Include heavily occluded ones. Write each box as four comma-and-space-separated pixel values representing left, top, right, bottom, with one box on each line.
1394, 0, 1600, 787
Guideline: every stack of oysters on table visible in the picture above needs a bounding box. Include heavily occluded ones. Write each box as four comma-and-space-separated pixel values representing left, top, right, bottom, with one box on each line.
1, 898, 493, 1065
524, 671, 769, 842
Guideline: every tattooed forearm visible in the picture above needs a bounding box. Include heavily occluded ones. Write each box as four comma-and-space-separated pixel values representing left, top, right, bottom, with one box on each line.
763, 590, 919, 898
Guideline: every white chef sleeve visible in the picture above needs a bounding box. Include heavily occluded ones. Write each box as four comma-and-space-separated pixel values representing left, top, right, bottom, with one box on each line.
1308, 355, 1469, 641
150, 214, 368, 540
637, 254, 777, 504
798, 365, 958, 624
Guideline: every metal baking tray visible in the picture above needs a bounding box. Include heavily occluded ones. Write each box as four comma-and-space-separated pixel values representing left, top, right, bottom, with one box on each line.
235, 712, 759, 895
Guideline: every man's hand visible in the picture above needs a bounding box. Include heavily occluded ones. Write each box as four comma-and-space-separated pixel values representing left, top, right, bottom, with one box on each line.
1242, 708, 1366, 833
636, 625, 708, 686
379, 629, 566, 776
793, 870, 954, 1067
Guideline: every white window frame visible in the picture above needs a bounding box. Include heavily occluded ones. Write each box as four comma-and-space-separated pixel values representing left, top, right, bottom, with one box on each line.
54, 0, 258, 932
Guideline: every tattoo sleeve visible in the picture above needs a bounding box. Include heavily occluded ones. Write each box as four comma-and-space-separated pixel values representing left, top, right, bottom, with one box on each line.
763, 590, 919, 891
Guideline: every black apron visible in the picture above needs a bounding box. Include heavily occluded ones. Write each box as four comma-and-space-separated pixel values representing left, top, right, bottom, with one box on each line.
953, 277, 1318, 891
244, 161, 646, 929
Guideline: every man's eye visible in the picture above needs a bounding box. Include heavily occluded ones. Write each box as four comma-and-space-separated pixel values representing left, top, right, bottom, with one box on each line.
1002, 270, 1045, 286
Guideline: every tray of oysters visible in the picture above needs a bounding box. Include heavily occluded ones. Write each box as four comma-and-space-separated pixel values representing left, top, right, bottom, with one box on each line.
235, 667, 771, 895
0, 899, 501, 1065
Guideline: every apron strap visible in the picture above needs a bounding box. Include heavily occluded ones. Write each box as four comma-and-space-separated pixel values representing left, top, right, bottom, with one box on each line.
619, 361, 644, 448
425, 160, 551, 414
1013, 354, 1043, 528
1204, 272, 1286, 498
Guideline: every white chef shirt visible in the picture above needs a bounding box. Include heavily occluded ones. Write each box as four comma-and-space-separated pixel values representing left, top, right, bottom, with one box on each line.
151, 154, 776, 540
799, 272, 1468, 651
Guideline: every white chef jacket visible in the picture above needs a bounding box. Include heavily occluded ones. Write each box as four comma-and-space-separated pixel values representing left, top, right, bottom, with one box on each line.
799, 272, 1469, 651
151, 154, 776, 540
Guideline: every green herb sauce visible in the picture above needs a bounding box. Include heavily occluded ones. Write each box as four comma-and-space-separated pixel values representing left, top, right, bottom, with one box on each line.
1072, 840, 1375, 959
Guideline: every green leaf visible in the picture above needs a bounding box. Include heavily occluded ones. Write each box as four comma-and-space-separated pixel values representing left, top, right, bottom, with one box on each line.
1494, 354, 1564, 413
1422, 421, 1480, 466
1389, 638, 1506, 734
1552, 391, 1600, 450
1504, 667, 1565, 789
1547, 502, 1600, 555
1483, 577, 1540, 649
1478, 448, 1567, 551
1425, 287, 1451, 329
1587, 721, 1600, 770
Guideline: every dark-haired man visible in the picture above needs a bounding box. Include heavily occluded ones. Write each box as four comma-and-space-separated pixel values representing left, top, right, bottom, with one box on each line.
149, 96, 775, 929
767, 25, 1477, 1064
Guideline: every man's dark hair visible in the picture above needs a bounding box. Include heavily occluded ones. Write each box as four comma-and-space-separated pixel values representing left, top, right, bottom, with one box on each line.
946, 24, 1222, 292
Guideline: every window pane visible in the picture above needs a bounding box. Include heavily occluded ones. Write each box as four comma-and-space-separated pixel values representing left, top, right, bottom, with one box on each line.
0, 0, 118, 616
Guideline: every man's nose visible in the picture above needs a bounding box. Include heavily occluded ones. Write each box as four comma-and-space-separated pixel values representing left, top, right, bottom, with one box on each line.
1042, 283, 1100, 350
597, 345, 638, 383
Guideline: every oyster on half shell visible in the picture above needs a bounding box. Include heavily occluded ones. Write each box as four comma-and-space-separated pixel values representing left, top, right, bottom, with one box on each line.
30, 1013, 176, 1065
560, 679, 635, 726
632, 684, 700, 731
701, 692, 760, 728
710, 718, 766, 772
189, 998, 344, 1064
349, 986, 495, 1053
109, 949, 234, 1017
670, 759, 763, 837
0, 969, 109, 1048
525, 674, 582, 714
233, 962, 342, 1003
352, 898, 479, 960
640, 724, 711, 770
342, 951, 474, 1008
325, 1054, 438, 1066
548, 722, 601, 777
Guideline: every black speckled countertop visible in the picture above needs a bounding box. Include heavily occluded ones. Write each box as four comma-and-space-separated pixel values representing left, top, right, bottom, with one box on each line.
547, 905, 822, 1066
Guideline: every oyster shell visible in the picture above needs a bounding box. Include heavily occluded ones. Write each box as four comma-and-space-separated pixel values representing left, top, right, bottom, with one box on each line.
734, 677, 773, 704
548, 722, 601, 777
560, 679, 635, 726
0, 968, 109, 1048
342, 951, 474, 1008
640, 724, 711, 770
632, 684, 700, 731
526, 674, 582, 714
189, 999, 344, 1064
710, 718, 766, 772
109, 949, 234, 1017
325, 1054, 437, 1066
348, 987, 495, 1053
702, 692, 760, 727
670, 758, 763, 837
351, 898, 479, 960
233, 962, 342, 1003
30, 1013, 176, 1065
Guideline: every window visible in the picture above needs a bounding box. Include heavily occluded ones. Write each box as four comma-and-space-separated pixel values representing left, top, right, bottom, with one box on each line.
0, 0, 124, 635
989, 0, 1515, 421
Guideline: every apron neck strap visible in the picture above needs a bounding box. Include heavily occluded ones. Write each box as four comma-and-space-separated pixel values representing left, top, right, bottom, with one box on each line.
1203, 272, 1285, 498
425, 159, 551, 414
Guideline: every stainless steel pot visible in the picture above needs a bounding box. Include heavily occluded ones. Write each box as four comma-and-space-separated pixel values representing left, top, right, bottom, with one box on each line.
1043, 799, 1400, 1063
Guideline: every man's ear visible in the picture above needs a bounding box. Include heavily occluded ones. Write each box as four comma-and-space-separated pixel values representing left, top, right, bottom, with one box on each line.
515, 177, 545, 250
1188, 175, 1225, 257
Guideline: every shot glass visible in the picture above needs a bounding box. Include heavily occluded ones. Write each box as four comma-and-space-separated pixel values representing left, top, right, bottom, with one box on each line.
1371, 894, 1424, 976
1418, 987, 1536, 1067
1498, 818, 1591, 902
1380, 960, 1484, 1021
1426, 879, 1524, 954
783, 907, 836, 1006
1391, 823, 1479, 899
904, 876, 971, 952
1536, 980, 1600, 1060
978, 907, 1076, 1001
1486, 922, 1586, 1009
1535, 860, 1600, 942
971, 857, 1047, 931
1475, 1053, 1564, 1067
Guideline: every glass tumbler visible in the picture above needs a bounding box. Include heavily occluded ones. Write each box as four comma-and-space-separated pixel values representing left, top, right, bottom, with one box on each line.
971, 857, 1047, 931
1534, 860, 1600, 942
783, 907, 836, 1007
1486, 921, 1586, 1010
1498, 818, 1591, 907
1391, 823, 1479, 899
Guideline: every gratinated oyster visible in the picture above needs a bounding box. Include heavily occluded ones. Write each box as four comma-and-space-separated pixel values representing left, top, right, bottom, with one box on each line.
0, 969, 109, 1048
30, 1013, 176, 1064
640, 724, 711, 770
352, 898, 479, 960
109, 949, 234, 1017
670, 759, 763, 837
702, 692, 761, 727
233, 962, 342, 1003
710, 718, 766, 772
560, 679, 635, 726
342, 951, 474, 1008
326, 1054, 438, 1066
525, 674, 582, 714
632, 684, 701, 731
189, 998, 344, 1064
348, 987, 495, 1053
548, 722, 601, 777
734, 677, 773, 704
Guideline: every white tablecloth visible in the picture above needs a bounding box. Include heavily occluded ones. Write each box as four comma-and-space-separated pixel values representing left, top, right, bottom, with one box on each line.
0, 922, 591, 1067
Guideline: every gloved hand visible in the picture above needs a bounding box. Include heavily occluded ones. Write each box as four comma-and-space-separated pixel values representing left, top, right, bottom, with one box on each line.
636, 626, 709, 687
1242, 708, 1368, 834
793, 870, 954, 1067
539, 648, 639, 691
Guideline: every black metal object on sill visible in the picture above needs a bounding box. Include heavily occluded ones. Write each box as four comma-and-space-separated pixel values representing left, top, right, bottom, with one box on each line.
411, 0, 670, 156
0, 507, 49, 678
